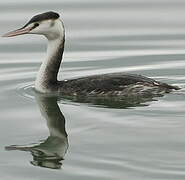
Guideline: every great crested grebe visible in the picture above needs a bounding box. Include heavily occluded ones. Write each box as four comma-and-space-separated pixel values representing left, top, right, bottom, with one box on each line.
3, 11, 179, 99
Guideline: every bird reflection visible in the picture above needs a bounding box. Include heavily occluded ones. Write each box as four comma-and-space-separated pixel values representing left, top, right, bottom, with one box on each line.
5, 92, 68, 169
61, 94, 157, 108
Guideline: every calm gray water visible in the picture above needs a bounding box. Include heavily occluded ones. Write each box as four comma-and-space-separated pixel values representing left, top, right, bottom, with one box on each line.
1, 0, 185, 179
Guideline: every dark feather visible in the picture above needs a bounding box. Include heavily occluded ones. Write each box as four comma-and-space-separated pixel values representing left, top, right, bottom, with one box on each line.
23, 11, 59, 27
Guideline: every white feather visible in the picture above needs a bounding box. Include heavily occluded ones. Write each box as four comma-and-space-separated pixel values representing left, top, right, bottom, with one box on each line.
34, 19, 64, 92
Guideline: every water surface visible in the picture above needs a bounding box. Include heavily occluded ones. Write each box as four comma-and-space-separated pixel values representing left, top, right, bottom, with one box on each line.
1, 0, 185, 179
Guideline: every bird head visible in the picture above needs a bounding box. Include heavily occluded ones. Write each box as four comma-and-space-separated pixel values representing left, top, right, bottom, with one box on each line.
2, 11, 63, 40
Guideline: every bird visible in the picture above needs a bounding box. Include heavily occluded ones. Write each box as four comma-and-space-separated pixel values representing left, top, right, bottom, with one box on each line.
2, 11, 179, 101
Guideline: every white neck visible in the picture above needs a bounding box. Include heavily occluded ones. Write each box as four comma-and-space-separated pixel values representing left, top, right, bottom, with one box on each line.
35, 20, 65, 93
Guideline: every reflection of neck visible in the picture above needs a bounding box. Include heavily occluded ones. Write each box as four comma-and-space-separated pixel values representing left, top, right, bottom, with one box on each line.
35, 94, 67, 139
35, 20, 65, 93
5, 92, 68, 169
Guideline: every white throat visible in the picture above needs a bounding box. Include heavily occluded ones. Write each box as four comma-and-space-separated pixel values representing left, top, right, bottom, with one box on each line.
35, 19, 65, 93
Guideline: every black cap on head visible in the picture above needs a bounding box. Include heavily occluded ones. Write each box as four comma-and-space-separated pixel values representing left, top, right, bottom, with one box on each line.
26, 11, 60, 26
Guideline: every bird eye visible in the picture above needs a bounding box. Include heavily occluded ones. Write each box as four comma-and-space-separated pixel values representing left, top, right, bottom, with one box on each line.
34, 23, 39, 27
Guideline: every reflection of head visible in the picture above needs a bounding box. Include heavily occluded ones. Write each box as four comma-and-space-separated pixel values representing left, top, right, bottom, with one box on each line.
5, 92, 68, 169
30, 147, 63, 169
31, 159, 62, 169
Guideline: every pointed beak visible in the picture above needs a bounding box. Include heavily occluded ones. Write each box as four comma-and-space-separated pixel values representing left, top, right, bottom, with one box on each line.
2, 26, 32, 37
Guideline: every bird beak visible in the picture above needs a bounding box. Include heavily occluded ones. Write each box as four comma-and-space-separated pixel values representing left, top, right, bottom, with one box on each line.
2, 26, 32, 37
